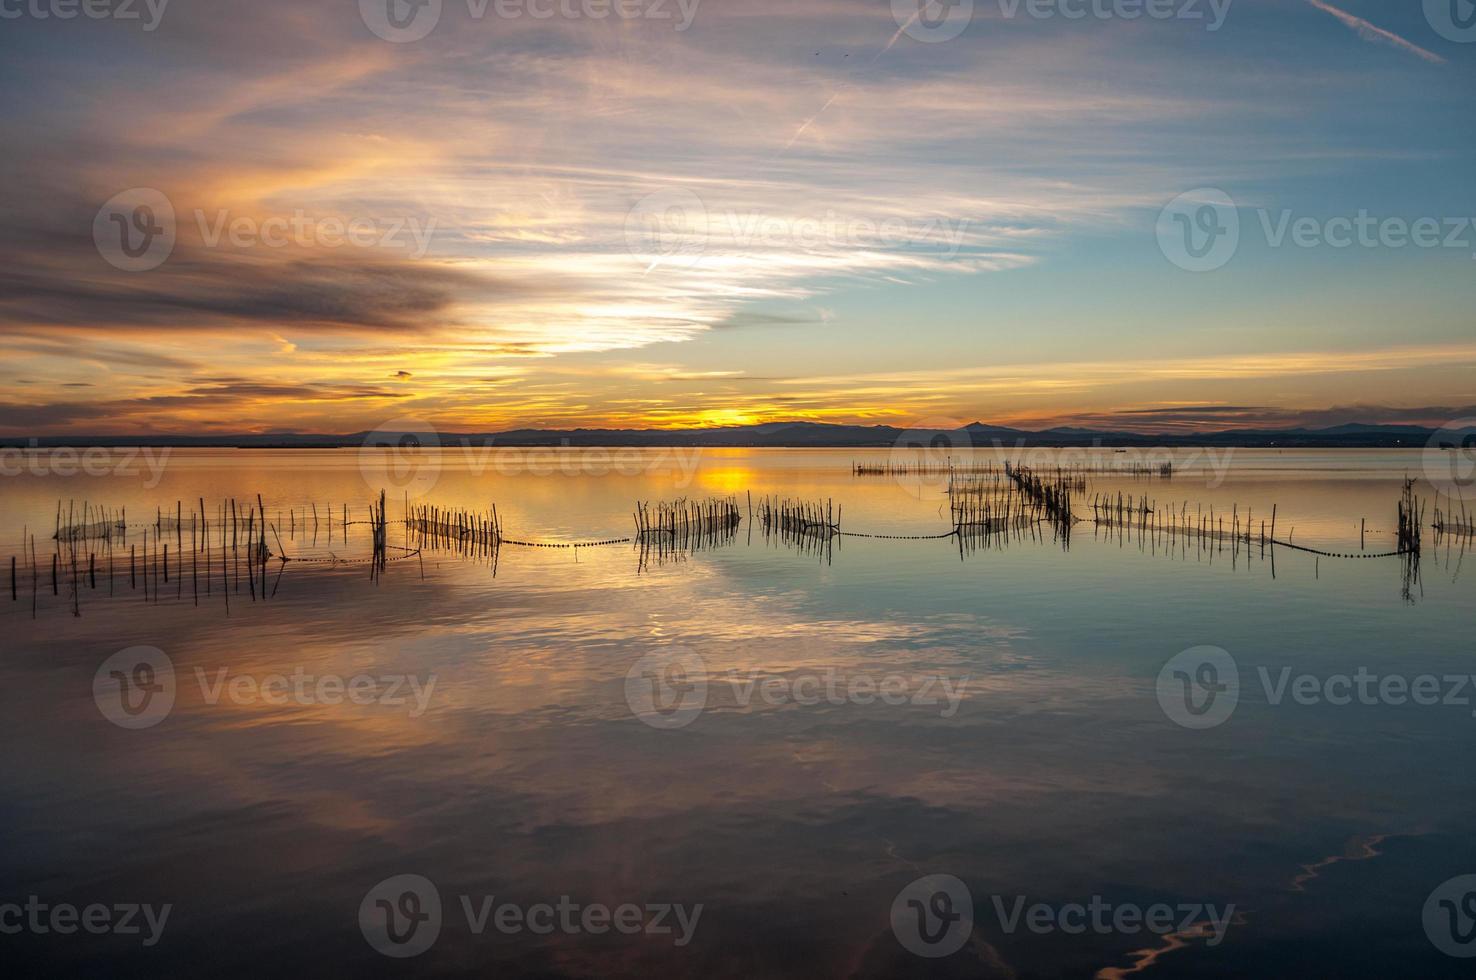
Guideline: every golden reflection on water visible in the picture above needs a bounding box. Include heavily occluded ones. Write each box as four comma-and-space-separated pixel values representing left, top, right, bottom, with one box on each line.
0, 449, 1472, 976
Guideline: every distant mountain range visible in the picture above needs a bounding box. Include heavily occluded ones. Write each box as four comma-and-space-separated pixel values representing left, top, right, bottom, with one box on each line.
2, 421, 1452, 448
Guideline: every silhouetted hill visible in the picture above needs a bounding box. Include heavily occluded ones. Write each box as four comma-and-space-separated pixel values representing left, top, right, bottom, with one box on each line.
2, 421, 1449, 449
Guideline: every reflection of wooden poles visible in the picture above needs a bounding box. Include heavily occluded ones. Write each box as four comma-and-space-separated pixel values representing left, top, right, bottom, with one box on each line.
1396, 478, 1422, 555
367, 491, 388, 582
1432, 490, 1474, 537
201, 498, 209, 597
222, 514, 230, 616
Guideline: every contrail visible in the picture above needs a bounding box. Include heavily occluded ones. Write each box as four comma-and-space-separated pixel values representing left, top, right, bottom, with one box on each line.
881, 9, 921, 55
1303, 0, 1446, 65
782, 92, 841, 152
782, 1, 929, 157
783, 0, 958, 156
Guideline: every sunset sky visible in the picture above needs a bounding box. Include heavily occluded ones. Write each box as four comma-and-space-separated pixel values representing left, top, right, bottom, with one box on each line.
2, 0, 1474, 435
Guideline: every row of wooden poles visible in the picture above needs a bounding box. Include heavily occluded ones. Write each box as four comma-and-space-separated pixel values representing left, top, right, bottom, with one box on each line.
11, 491, 416, 616
1090, 491, 1272, 546
1431, 490, 1474, 537
1397, 478, 1423, 555
406, 500, 502, 555
13, 477, 1458, 616
755, 495, 840, 538
854, 459, 1172, 480
15, 496, 276, 617
634, 496, 741, 542
1004, 463, 1076, 532
946, 476, 1037, 535
852, 459, 1000, 477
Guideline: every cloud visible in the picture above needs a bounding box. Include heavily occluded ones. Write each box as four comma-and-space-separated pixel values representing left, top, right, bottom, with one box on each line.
1302, 0, 1446, 65
0, 382, 412, 433
0, 0, 1466, 432
1055, 403, 1476, 433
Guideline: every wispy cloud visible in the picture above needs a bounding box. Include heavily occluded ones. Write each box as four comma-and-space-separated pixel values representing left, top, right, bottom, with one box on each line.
0, 0, 1468, 432
1302, 0, 1446, 65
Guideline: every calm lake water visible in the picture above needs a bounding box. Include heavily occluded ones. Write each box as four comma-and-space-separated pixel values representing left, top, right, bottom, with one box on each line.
1, 447, 1473, 977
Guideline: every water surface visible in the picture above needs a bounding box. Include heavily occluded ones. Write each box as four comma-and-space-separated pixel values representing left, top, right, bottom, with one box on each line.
1, 448, 1472, 977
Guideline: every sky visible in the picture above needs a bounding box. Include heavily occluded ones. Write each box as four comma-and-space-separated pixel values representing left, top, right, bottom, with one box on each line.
1, 0, 1474, 435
